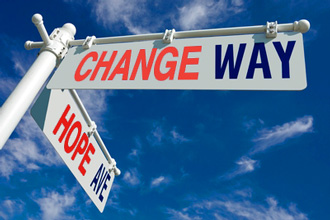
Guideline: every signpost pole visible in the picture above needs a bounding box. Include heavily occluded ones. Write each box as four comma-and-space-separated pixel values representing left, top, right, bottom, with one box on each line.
0, 14, 76, 149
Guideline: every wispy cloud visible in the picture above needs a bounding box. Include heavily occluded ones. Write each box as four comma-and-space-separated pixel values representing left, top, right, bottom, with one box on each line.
221, 156, 259, 180
0, 199, 25, 220
91, 0, 153, 34
128, 137, 143, 163
76, 90, 115, 132
10, 51, 33, 77
0, 76, 18, 98
221, 116, 313, 180
165, 194, 308, 220
33, 188, 76, 220
170, 127, 190, 144
105, 183, 139, 217
250, 116, 313, 155
83, 0, 248, 34
166, 208, 192, 220
150, 175, 172, 189
243, 118, 265, 131
0, 115, 62, 178
174, 0, 246, 30
147, 122, 190, 146
122, 168, 141, 186
147, 123, 165, 146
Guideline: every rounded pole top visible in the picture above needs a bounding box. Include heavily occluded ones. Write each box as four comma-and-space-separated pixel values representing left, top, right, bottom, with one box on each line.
298, 19, 310, 33
32, 13, 43, 25
62, 23, 76, 37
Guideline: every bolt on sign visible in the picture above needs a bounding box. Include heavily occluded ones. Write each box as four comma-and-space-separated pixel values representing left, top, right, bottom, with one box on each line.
47, 32, 307, 90
31, 88, 114, 212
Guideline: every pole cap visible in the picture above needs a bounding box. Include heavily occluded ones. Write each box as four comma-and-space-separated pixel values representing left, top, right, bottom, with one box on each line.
62, 23, 76, 37
296, 19, 310, 33
32, 13, 43, 26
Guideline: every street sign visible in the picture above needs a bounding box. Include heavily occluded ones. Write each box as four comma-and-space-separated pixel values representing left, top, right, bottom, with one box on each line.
47, 32, 307, 90
31, 88, 114, 213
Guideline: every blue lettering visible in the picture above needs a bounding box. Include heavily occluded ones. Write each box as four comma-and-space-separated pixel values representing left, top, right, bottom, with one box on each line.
90, 163, 111, 202
273, 41, 296, 78
215, 44, 246, 79
95, 165, 107, 195
90, 163, 103, 192
99, 173, 111, 202
246, 43, 271, 79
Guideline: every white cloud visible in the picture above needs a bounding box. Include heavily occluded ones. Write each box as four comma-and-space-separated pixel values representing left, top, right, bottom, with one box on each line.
0, 199, 25, 220
76, 90, 115, 129
147, 123, 190, 146
234, 188, 253, 198
166, 208, 192, 220
0, 76, 17, 97
87, 0, 247, 34
34, 188, 76, 220
123, 168, 141, 186
128, 137, 143, 163
128, 149, 139, 159
0, 114, 62, 178
150, 175, 172, 189
11, 55, 28, 76
236, 157, 258, 173
250, 116, 313, 155
220, 156, 259, 180
151, 176, 165, 186
175, 0, 246, 30
170, 127, 190, 144
166, 195, 308, 220
243, 118, 264, 131
147, 123, 165, 146
220, 116, 314, 180
91, 0, 152, 34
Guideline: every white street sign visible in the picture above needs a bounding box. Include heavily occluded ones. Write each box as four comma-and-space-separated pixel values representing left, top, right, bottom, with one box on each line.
47, 32, 307, 90
31, 88, 114, 213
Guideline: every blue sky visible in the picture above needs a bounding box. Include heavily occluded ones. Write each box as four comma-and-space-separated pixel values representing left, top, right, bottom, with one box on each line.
0, 0, 329, 219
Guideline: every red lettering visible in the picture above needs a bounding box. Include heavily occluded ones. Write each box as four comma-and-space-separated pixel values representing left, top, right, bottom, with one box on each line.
178, 46, 201, 80
64, 121, 82, 153
154, 47, 178, 81
75, 52, 98, 82
130, 48, 157, 80
108, 50, 131, 80
71, 132, 89, 160
79, 143, 96, 176
53, 105, 75, 143
91, 51, 118, 81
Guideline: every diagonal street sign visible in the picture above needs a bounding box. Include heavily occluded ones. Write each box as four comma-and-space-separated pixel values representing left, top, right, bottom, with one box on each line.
31, 88, 115, 212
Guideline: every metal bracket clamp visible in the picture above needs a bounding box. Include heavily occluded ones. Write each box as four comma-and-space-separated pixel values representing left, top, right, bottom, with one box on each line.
87, 121, 97, 137
45, 26, 75, 59
108, 158, 121, 176
266, 21, 278, 38
82, 36, 96, 49
163, 29, 175, 43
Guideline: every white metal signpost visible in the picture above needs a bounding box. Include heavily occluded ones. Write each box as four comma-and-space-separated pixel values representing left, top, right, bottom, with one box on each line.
0, 13, 310, 213
47, 32, 307, 90
31, 88, 118, 213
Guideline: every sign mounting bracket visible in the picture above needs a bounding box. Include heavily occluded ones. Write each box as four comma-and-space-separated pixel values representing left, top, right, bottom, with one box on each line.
83, 35, 96, 49
266, 21, 278, 38
163, 29, 176, 43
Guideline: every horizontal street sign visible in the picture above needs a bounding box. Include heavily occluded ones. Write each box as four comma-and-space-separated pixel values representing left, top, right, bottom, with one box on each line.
47, 32, 307, 90
31, 88, 114, 213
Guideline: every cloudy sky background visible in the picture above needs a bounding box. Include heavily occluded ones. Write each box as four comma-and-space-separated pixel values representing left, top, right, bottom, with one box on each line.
0, 0, 329, 219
